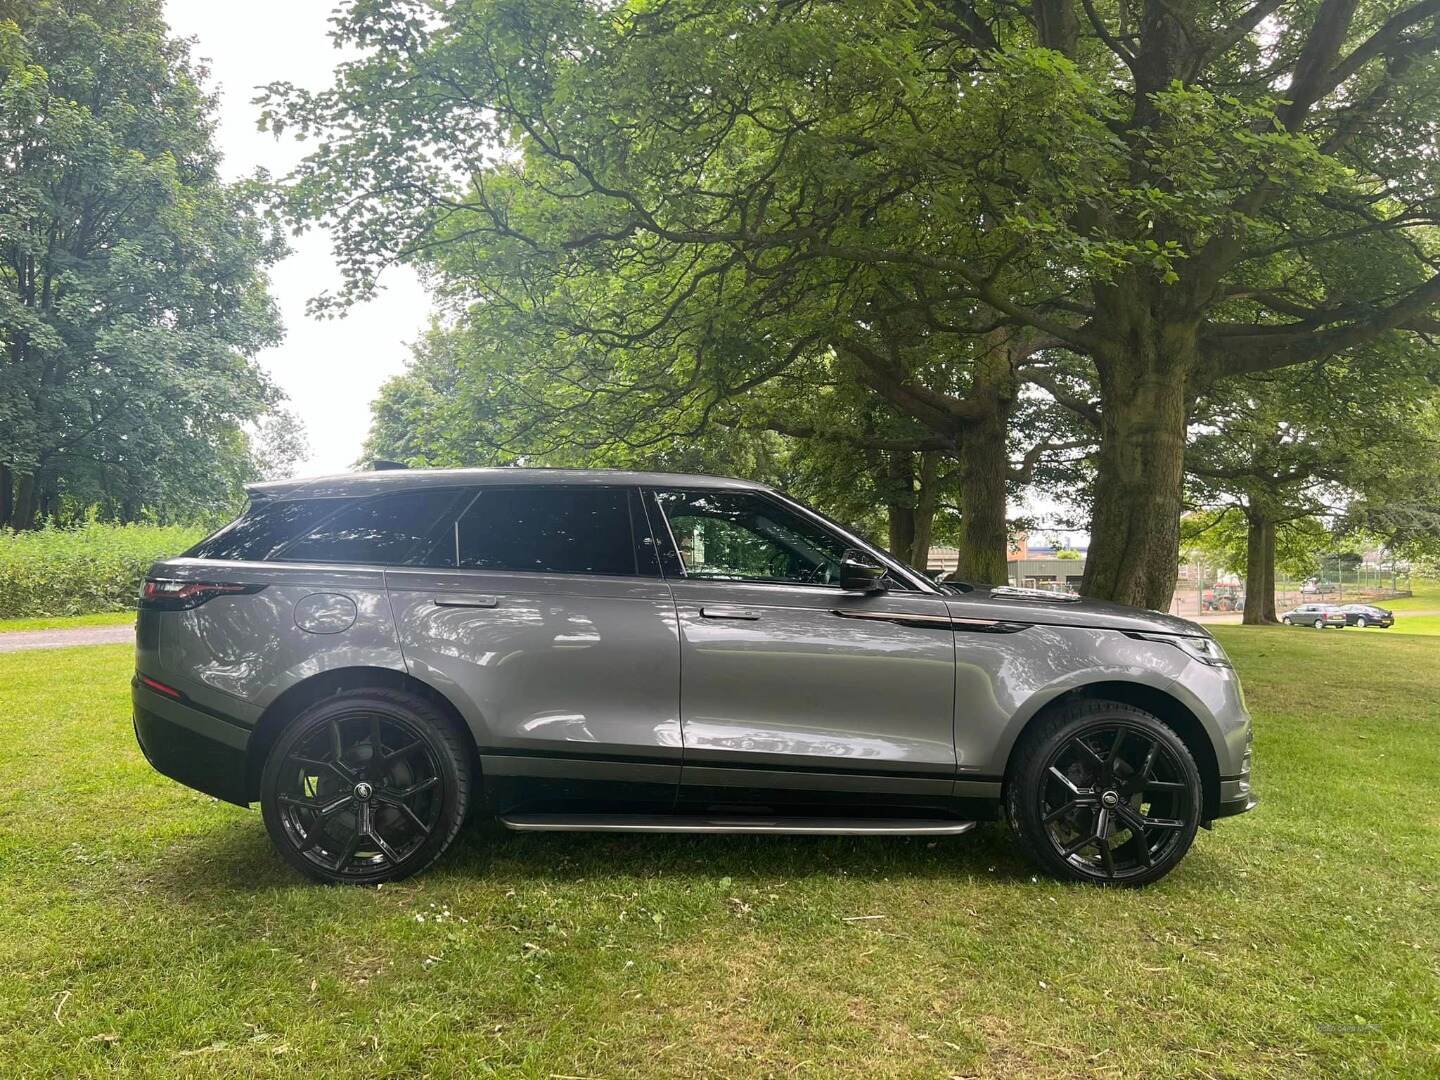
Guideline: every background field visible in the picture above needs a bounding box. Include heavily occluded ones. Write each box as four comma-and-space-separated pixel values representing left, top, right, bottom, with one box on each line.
1, 628, 1437, 1078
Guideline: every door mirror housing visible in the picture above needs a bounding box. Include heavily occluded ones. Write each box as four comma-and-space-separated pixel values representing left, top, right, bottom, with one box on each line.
839, 550, 888, 593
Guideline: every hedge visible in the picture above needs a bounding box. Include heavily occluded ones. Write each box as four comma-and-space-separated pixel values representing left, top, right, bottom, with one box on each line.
0, 522, 207, 618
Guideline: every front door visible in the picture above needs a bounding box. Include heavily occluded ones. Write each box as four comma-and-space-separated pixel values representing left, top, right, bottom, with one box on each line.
646, 487, 957, 808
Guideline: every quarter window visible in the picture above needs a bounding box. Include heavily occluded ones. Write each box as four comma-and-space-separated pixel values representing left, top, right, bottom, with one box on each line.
186, 498, 348, 562
653, 490, 849, 586
455, 487, 645, 576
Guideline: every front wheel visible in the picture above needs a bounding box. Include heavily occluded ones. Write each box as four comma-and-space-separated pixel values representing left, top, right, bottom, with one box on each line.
1355, 616, 1367, 628
1283, 617, 1293, 626
1005, 699, 1203, 887
260, 688, 473, 885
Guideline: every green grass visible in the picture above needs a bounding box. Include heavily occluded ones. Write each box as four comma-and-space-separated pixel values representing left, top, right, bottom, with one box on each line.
1, 632, 1437, 1077
0, 611, 135, 633
1378, 579, 1440, 611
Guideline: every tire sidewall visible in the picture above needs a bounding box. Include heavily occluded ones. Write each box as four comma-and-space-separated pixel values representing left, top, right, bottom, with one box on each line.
260, 690, 468, 885
1007, 705, 1203, 888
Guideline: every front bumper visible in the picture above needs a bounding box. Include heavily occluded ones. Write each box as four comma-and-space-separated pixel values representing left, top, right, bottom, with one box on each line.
132, 678, 252, 806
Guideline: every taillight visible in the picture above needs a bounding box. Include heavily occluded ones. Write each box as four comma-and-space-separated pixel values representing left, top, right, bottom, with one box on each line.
140, 578, 264, 610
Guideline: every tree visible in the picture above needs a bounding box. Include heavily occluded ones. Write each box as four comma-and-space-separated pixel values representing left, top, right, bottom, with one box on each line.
1186, 352, 1440, 621
263, 0, 1440, 607
1, 0, 285, 528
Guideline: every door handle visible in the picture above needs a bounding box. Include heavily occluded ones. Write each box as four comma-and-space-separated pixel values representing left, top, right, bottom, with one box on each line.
433, 594, 498, 608
700, 606, 761, 620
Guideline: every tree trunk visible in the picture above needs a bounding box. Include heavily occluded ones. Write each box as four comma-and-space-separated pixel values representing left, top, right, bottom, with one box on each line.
10, 472, 38, 531
908, 450, 941, 569
1242, 509, 1279, 624
886, 452, 916, 559
1081, 320, 1192, 609
0, 464, 11, 529
954, 408, 1011, 586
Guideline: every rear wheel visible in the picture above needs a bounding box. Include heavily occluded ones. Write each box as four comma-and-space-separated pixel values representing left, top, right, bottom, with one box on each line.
1355, 616, 1368, 628
1006, 699, 1203, 887
1313, 618, 1324, 629
260, 688, 472, 885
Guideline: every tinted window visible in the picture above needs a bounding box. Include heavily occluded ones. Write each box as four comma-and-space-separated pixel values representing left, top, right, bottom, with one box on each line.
653, 489, 849, 585
279, 489, 465, 565
186, 498, 347, 562
456, 487, 642, 576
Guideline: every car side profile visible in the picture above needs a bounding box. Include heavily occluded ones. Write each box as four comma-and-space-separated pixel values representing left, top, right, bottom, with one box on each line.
1280, 603, 1348, 628
1338, 603, 1394, 628
133, 469, 1255, 888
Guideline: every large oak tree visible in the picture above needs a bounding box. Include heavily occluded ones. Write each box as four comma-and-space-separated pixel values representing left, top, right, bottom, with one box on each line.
267, 0, 1440, 604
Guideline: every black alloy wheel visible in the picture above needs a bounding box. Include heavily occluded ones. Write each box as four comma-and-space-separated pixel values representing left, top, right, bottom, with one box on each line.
261, 688, 471, 884
1007, 700, 1203, 887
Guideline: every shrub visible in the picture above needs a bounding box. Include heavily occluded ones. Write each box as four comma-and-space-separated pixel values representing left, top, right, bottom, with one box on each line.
0, 522, 207, 618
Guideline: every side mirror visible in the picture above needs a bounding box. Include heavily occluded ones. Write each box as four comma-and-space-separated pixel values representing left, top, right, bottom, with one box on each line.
839, 549, 888, 593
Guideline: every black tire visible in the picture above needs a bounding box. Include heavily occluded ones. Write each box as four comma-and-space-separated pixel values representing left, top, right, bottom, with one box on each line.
1283, 617, 1293, 625
260, 688, 473, 885
1005, 698, 1203, 887
1313, 618, 1324, 629
1355, 616, 1367, 628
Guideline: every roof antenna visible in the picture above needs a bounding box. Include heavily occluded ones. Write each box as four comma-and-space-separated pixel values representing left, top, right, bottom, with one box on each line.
370, 458, 408, 471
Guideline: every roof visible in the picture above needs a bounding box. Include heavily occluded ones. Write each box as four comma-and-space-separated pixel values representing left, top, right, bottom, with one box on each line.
246, 467, 771, 500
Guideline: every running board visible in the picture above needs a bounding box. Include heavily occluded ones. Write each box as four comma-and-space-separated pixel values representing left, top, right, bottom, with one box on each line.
499, 813, 979, 836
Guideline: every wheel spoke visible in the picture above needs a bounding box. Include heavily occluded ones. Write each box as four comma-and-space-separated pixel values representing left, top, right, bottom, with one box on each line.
1043, 799, 1078, 824
1073, 737, 1106, 770
366, 825, 400, 864
279, 793, 353, 817
382, 740, 424, 767
1106, 730, 1127, 776
291, 755, 353, 785
390, 776, 439, 800
1061, 831, 1097, 858
328, 718, 345, 764
369, 713, 385, 774
1114, 803, 1153, 866
377, 794, 431, 834
333, 828, 361, 873
1047, 765, 1083, 796
1141, 778, 1187, 791
1139, 816, 1186, 830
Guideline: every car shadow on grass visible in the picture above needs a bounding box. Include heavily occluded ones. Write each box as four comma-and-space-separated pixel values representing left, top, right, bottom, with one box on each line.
149, 815, 1044, 896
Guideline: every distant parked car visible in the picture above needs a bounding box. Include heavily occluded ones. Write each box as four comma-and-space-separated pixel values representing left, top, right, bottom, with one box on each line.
1281, 603, 1347, 628
1339, 604, 1394, 628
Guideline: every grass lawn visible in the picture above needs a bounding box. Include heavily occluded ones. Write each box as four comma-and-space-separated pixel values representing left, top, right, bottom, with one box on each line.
0, 610, 135, 633
1, 631, 1437, 1077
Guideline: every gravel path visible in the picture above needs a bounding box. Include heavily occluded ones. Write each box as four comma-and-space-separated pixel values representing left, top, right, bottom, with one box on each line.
0, 624, 134, 653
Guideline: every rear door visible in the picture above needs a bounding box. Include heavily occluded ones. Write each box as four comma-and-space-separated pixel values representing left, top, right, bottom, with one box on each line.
384, 484, 682, 813
646, 487, 957, 808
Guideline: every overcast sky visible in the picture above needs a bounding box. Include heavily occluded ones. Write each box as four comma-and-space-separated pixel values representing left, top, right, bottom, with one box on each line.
165, 1, 429, 477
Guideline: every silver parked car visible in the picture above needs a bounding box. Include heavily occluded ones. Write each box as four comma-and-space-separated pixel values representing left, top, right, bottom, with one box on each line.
1280, 603, 1348, 628
133, 469, 1256, 887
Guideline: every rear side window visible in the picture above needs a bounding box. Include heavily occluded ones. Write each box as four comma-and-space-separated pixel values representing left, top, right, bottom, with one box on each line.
455, 487, 646, 576
279, 489, 466, 565
186, 499, 346, 562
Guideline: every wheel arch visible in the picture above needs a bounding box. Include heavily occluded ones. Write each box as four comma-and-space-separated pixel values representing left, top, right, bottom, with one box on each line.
1001, 680, 1221, 822
244, 666, 479, 804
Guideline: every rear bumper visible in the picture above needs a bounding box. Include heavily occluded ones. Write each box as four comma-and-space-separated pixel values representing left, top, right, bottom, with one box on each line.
132, 678, 252, 807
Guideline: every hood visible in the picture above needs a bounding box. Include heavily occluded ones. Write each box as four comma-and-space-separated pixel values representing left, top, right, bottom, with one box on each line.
946, 586, 1208, 637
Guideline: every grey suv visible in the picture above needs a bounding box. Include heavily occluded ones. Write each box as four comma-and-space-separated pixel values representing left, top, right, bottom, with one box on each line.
133, 469, 1255, 887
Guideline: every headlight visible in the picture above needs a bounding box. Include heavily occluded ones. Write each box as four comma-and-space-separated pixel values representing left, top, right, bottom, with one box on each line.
1132, 632, 1232, 667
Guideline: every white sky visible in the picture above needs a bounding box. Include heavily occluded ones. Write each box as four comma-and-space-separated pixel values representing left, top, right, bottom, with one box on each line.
165, 1, 429, 476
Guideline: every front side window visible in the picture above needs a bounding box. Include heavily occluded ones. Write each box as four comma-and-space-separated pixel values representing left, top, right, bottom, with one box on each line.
279, 489, 465, 565
652, 490, 850, 586
455, 487, 645, 576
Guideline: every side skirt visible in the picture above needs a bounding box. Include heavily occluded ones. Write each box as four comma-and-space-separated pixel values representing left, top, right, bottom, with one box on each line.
500, 813, 979, 836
